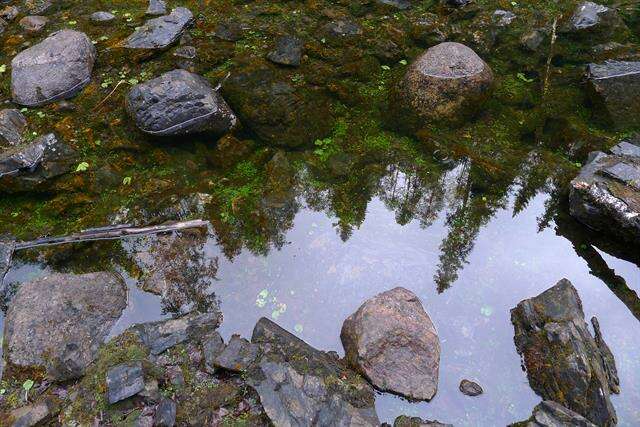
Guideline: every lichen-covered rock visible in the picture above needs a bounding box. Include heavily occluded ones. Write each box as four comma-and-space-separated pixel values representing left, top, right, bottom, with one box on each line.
248, 317, 380, 426
0, 109, 27, 147
341, 287, 440, 401
0, 133, 76, 193
3, 272, 127, 381
394, 416, 453, 427
459, 379, 483, 396
9, 399, 57, 427
214, 335, 259, 373
146, 0, 167, 16
569, 138, 640, 245
11, 30, 96, 106
106, 362, 145, 404
267, 35, 303, 67
563, 2, 627, 41
126, 69, 237, 136
24, 0, 53, 15
19, 15, 48, 33
398, 42, 493, 125
585, 61, 640, 129
511, 279, 619, 426
510, 401, 597, 427
0, 6, 20, 21
124, 7, 193, 50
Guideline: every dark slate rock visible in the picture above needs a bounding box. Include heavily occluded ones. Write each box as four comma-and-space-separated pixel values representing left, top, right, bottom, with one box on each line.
0, 6, 20, 21
565, 1, 627, 39
376, 0, 411, 10
459, 379, 483, 396
0, 235, 15, 288
521, 30, 545, 52
569, 138, 640, 244
591, 317, 620, 393
127, 69, 236, 136
90, 11, 115, 24
0, 109, 27, 147
154, 398, 177, 427
106, 362, 145, 404
202, 331, 225, 373
3, 272, 127, 381
19, 15, 47, 33
267, 35, 303, 67
24, 0, 53, 15
125, 7, 193, 50
341, 287, 440, 401
586, 61, 640, 129
173, 45, 196, 59
247, 317, 380, 426
323, 20, 362, 37
129, 309, 222, 355
510, 401, 597, 427
214, 335, 260, 372
146, 0, 166, 16
394, 416, 453, 427
11, 30, 96, 106
0, 133, 76, 193
9, 400, 55, 427
511, 279, 618, 426
213, 21, 245, 41
445, 0, 471, 6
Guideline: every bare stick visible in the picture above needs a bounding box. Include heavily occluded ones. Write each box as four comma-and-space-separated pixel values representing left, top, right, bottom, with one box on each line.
93, 79, 126, 112
543, 16, 559, 97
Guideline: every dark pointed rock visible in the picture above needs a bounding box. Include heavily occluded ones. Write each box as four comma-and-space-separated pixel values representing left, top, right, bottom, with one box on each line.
267, 35, 303, 67
394, 416, 453, 427
0, 109, 27, 147
154, 398, 177, 427
214, 335, 259, 373
510, 401, 597, 427
106, 362, 145, 404
459, 379, 483, 396
586, 61, 640, 129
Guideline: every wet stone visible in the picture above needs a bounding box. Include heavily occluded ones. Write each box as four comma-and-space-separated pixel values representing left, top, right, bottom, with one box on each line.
213, 21, 245, 41
324, 20, 362, 37
126, 69, 237, 136
19, 15, 48, 33
511, 279, 619, 426
493, 10, 516, 26
511, 401, 597, 427
569, 138, 640, 245
459, 379, 483, 396
214, 335, 260, 373
11, 30, 96, 106
125, 7, 194, 50
376, 0, 412, 10
146, 0, 167, 16
3, 272, 127, 382
586, 61, 640, 129
106, 362, 145, 404
521, 29, 545, 52
267, 35, 303, 67
0, 109, 27, 147
394, 416, 453, 427
0, 6, 20, 21
154, 398, 177, 427
445, 0, 472, 7
90, 11, 115, 24
564, 1, 627, 39
341, 287, 440, 401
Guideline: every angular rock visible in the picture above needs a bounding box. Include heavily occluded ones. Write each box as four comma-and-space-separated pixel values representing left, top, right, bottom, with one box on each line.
511, 401, 597, 427
376, 0, 411, 10
3, 272, 127, 381
173, 45, 196, 59
24, 0, 53, 15
126, 69, 237, 136
154, 398, 177, 427
213, 21, 245, 41
399, 42, 493, 124
341, 287, 440, 401
19, 15, 47, 33
459, 379, 483, 396
0, 6, 20, 21
586, 61, 640, 129
124, 7, 193, 50
0, 235, 15, 287
493, 10, 516, 26
0, 109, 27, 147
9, 400, 55, 427
267, 35, 303, 67
248, 317, 380, 426
445, 0, 472, 7
106, 362, 145, 404
564, 2, 627, 40
323, 20, 362, 37
129, 309, 222, 355
569, 138, 640, 245
146, 0, 166, 16
591, 317, 620, 393
394, 416, 453, 427
90, 11, 115, 24
202, 331, 225, 373
11, 30, 96, 106
511, 279, 618, 426
0, 133, 76, 193
214, 335, 260, 373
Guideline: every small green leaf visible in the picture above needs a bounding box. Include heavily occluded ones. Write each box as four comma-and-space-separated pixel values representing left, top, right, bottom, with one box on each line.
0, 64, 6, 74
399, 59, 407, 65
381, 65, 391, 70
127, 78, 139, 85
22, 379, 34, 392
67, 20, 77, 25
122, 176, 132, 185
0, 388, 6, 395
76, 162, 89, 172
516, 72, 534, 83
36, 111, 45, 118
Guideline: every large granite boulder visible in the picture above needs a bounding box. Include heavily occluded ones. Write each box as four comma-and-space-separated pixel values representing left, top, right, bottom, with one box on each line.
510, 401, 597, 427
398, 42, 493, 125
126, 69, 237, 136
511, 279, 619, 426
124, 7, 193, 50
0, 133, 76, 193
586, 61, 640, 129
11, 30, 96, 106
563, 2, 627, 41
569, 138, 640, 245
340, 287, 440, 401
3, 272, 127, 381
0, 109, 27, 147
247, 317, 380, 426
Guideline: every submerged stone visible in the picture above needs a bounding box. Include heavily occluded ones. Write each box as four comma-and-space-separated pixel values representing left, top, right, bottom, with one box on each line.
213, 21, 245, 41
19, 15, 48, 33
585, 61, 640, 129
11, 30, 96, 106
126, 69, 237, 136
511, 401, 597, 427
0, 6, 20, 21
323, 20, 362, 37
24, 0, 54, 15
564, 1, 627, 40
0, 133, 76, 193
266, 35, 303, 67
398, 42, 493, 125
511, 279, 619, 426
0, 109, 27, 147
341, 287, 440, 401
493, 10, 516, 26
3, 272, 127, 381
106, 362, 145, 404
569, 138, 640, 245
124, 7, 193, 50
248, 317, 380, 426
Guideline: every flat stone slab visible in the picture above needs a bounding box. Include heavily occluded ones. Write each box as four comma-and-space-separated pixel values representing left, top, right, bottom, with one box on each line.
124, 7, 193, 50
106, 362, 145, 404
586, 61, 640, 129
